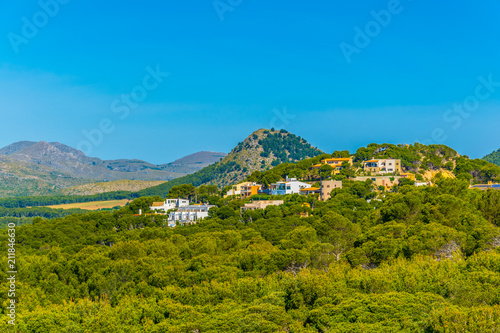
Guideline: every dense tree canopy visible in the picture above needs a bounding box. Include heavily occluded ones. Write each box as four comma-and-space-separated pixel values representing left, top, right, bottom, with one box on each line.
2, 179, 500, 331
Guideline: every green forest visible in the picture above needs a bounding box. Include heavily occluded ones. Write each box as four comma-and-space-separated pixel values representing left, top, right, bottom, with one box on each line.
484, 148, 500, 167
2, 178, 500, 332
0, 191, 138, 209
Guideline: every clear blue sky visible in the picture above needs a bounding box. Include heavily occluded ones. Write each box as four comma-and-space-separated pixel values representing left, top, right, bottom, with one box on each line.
1, 0, 499, 164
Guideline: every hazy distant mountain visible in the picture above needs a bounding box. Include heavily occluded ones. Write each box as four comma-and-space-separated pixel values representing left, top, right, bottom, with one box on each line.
0, 154, 88, 197
0, 141, 226, 197
160, 151, 227, 174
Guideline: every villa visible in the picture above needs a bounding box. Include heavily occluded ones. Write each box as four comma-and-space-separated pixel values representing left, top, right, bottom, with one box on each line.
363, 159, 402, 174
225, 182, 262, 198
168, 204, 214, 227
270, 177, 311, 195
242, 200, 284, 211
312, 157, 353, 175
150, 198, 190, 212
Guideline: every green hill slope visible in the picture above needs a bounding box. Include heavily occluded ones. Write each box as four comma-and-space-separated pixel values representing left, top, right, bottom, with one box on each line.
62, 180, 167, 196
0, 155, 88, 197
138, 129, 324, 197
483, 148, 500, 166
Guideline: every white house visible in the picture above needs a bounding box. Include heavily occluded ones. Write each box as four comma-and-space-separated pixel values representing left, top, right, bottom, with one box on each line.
363, 159, 402, 174
150, 198, 190, 212
168, 205, 214, 227
270, 177, 312, 195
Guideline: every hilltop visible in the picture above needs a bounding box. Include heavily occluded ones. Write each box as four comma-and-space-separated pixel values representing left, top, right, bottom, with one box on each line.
159, 151, 227, 174
138, 129, 324, 196
484, 148, 500, 167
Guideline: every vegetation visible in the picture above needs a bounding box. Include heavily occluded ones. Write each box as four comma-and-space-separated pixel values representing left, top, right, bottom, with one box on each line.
62, 180, 167, 196
139, 129, 323, 197
0, 191, 138, 209
0, 217, 33, 229
483, 147, 500, 166
2, 179, 500, 331
245, 143, 500, 186
0, 206, 87, 221
256, 131, 322, 163
46, 199, 131, 211
352, 143, 459, 171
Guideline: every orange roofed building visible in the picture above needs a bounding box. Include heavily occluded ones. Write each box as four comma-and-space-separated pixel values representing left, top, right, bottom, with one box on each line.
225, 182, 262, 198
312, 157, 353, 175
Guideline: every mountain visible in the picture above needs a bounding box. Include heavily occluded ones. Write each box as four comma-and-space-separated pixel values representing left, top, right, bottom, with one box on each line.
0, 141, 226, 197
138, 129, 324, 197
483, 148, 500, 166
0, 141, 183, 181
159, 151, 227, 174
0, 140, 37, 155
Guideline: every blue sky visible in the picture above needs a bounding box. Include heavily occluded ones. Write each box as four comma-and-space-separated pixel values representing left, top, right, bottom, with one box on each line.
0, 0, 499, 164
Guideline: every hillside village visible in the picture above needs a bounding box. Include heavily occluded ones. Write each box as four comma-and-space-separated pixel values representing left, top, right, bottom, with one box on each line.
146, 154, 500, 228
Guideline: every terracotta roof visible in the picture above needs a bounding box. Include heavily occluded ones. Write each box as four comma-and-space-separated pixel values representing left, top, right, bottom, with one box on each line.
364, 160, 380, 163
151, 202, 165, 207
300, 187, 320, 191
322, 158, 351, 162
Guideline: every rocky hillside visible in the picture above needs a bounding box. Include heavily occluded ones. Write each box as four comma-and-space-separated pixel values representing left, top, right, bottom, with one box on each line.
138, 129, 324, 197
0, 141, 184, 181
0, 155, 88, 197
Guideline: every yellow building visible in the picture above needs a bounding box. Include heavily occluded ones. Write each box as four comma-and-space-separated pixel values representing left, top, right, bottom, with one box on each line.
312, 157, 353, 175
400, 172, 416, 181
242, 200, 284, 210
225, 182, 262, 198
355, 176, 400, 188
299, 187, 321, 196
363, 159, 402, 174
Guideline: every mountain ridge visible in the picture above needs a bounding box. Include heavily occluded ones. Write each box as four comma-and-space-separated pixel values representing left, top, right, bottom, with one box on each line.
0, 141, 226, 197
